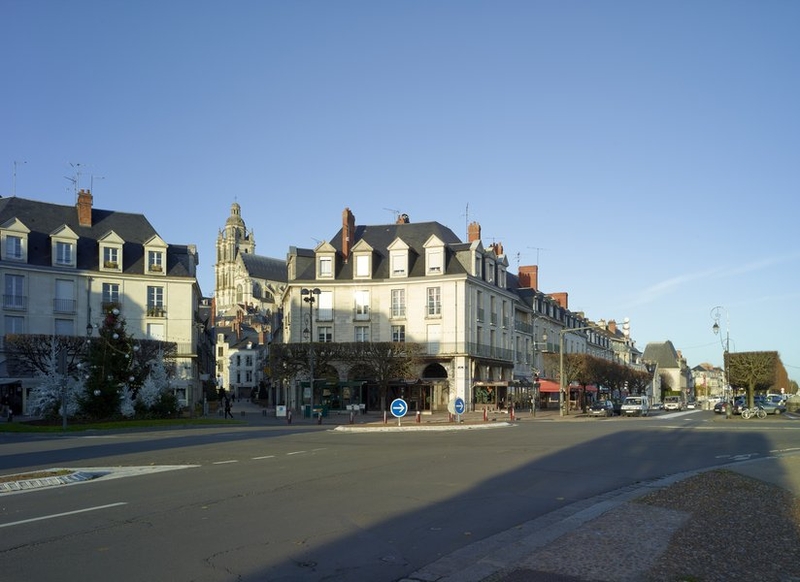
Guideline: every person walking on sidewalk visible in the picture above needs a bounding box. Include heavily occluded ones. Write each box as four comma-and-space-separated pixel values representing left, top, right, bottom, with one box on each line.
224, 396, 233, 419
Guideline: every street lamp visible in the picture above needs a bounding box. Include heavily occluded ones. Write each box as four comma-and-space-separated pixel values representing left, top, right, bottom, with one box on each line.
711, 306, 732, 418
301, 288, 321, 418
531, 331, 547, 416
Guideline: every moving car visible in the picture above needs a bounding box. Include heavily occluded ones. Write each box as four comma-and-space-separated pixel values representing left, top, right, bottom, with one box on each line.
621, 396, 650, 416
588, 400, 615, 417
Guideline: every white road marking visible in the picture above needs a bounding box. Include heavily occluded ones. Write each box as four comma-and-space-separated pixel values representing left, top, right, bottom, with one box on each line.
252, 455, 276, 460
212, 460, 238, 465
0, 502, 127, 529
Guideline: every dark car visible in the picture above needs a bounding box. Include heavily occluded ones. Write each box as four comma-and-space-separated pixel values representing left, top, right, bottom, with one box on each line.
589, 400, 615, 417
714, 397, 745, 415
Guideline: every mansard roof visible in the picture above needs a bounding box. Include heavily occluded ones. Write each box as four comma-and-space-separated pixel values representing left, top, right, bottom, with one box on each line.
0, 195, 194, 277
641, 341, 682, 369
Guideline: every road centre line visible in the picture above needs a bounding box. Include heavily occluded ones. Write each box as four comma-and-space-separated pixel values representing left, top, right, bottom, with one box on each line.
0, 502, 127, 529
212, 460, 238, 465
252, 455, 275, 460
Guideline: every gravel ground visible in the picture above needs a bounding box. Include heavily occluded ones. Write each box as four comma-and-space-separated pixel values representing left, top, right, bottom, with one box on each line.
639, 469, 800, 582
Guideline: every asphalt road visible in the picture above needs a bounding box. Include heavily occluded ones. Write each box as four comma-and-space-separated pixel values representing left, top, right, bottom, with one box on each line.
1, 410, 797, 581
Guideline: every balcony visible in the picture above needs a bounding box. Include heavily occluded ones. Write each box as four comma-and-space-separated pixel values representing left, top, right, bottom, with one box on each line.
53, 298, 77, 314
147, 306, 166, 317
3, 295, 27, 311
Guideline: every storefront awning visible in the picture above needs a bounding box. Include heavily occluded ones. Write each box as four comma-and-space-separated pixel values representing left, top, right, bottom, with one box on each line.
537, 380, 599, 393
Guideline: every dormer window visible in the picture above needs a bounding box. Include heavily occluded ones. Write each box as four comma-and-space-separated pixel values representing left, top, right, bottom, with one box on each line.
6, 235, 23, 260
144, 234, 168, 276
103, 247, 119, 269
354, 254, 371, 278
427, 248, 443, 274
1, 218, 30, 262
388, 238, 410, 279
55, 241, 73, 265
50, 225, 78, 268
319, 256, 333, 278
485, 259, 495, 284
148, 250, 164, 273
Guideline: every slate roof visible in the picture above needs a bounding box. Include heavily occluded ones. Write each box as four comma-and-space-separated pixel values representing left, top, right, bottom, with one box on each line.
320, 220, 468, 279
641, 341, 681, 368
0, 196, 194, 277
241, 253, 287, 283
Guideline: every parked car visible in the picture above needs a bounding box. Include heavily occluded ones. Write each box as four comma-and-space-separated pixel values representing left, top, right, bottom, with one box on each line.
714, 397, 745, 415
589, 400, 615, 417
686, 401, 697, 409
621, 396, 650, 416
753, 397, 786, 415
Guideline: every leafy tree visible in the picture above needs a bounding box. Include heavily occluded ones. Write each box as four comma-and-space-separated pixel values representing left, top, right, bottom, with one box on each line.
726, 351, 778, 408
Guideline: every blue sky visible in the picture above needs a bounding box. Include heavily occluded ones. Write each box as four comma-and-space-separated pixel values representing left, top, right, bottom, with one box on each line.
3, 1, 799, 380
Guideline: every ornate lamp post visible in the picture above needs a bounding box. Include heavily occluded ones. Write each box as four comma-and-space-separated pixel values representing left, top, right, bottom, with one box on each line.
711, 306, 732, 418
301, 288, 321, 418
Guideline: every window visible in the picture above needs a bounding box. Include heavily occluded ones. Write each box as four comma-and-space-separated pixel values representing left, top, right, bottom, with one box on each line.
4, 274, 25, 310
319, 256, 333, 278
5, 236, 22, 260
354, 290, 370, 320
427, 287, 441, 317
354, 326, 369, 342
148, 250, 164, 272
390, 251, 407, 276
391, 324, 406, 342
54, 279, 76, 313
318, 326, 333, 342
245, 355, 253, 367
485, 259, 495, 284
54, 318, 74, 336
103, 247, 119, 268
474, 256, 482, 278
55, 241, 73, 265
427, 248, 443, 274
391, 289, 406, 318
102, 283, 119, 305
355, 254, 370, 277
4, 315, 24, 334
147, 286, 164, 316
318, 291, 333, 321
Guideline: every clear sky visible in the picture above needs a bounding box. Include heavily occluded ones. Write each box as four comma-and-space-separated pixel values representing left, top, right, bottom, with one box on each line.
3, 1, 799, 380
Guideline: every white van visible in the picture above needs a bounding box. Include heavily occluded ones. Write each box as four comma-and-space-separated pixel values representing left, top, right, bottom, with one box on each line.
664, 395, 684, 411
621, 396, 650, 417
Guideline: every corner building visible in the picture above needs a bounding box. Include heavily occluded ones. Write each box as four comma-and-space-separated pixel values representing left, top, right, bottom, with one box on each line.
284, 208, 521, 413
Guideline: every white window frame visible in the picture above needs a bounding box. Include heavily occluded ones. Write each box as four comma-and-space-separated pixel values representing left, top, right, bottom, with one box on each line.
391, 289, 406, 318
55, 241, 73, 266
391, 324, 406, 342
148, 250, 164, 273
390, 250, 408, 277
4, 274, 25, 310
4, 235, 23, 261
354, 326, 370, 342
354, 290, 370, 320
102, 282, 120, 305
427, 248, 443, 274
427, 287, 441, 317
355, 254, 371, 278
318, 256, 333, 278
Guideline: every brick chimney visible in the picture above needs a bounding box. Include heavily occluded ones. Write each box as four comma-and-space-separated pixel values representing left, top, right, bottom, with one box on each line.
518, 265, 539, 289
550, 292, 569, 309
342, 207, 356, 262
77, 189, 93, 227
467, 221, 481, 242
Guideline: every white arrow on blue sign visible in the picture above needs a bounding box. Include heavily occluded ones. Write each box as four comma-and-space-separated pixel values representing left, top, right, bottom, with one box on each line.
390, 398, 408, 418
454, 397, 466, 415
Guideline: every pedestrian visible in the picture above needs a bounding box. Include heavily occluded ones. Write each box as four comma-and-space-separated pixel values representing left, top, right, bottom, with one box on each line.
224, 396, 233, 419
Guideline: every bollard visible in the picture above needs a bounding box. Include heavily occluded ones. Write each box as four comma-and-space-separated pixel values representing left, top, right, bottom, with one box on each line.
317, 411, 322, 425
483, 406, 487, 421
287, 409, 292, 424
509, 405, 515, 421
350, 411, 354, 424
416, 410, 421, 423
383, 410, 388, 424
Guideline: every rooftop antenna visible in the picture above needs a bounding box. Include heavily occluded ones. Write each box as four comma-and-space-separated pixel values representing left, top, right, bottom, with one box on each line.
462, 202, 470, 236
383, 207, 400, 222
65, 162, 82, 197
91, 175, 105, 191
12, 160, 26, 196
527, 246, 550, 265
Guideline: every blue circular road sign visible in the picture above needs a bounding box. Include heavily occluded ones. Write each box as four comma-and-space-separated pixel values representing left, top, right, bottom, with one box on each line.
454, 397, 466, 415
390, 398, 408, 418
